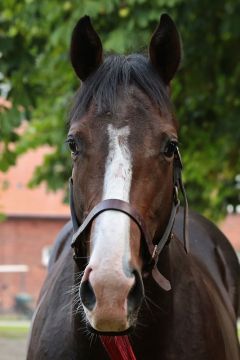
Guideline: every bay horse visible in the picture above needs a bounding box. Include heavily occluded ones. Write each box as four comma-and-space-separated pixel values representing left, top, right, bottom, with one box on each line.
27, 14, 240, 360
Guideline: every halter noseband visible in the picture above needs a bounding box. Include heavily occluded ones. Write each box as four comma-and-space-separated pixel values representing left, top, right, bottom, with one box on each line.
69, 146, 189, 291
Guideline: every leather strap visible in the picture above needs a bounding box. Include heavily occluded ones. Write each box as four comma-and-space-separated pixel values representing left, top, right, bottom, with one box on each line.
173, 147, 189, 253
151, 198, 180, 262
69, 178, 79, 232
71, 198, 153, 254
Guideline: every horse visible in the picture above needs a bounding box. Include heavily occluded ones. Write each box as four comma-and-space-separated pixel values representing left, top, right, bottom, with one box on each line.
27, 14, 240, 360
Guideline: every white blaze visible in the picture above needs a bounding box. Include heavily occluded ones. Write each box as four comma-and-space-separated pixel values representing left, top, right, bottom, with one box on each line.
90, 124, 132, 267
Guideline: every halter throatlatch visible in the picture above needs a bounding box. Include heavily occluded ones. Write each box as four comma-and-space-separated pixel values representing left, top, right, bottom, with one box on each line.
69, 146, 189, 291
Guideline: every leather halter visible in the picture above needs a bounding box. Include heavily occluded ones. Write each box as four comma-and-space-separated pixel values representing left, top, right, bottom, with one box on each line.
69, 146, 189, 291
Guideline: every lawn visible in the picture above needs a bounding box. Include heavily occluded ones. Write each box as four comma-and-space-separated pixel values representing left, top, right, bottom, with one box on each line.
0, 320, 30, 338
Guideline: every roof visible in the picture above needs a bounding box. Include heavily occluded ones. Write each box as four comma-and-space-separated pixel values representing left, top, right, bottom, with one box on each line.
0, 147, 69, 218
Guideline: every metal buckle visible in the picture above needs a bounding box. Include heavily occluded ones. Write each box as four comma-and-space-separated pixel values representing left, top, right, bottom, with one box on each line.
174, 146, 183, 169
151, 245, 158, 261
174, 185, 179, 204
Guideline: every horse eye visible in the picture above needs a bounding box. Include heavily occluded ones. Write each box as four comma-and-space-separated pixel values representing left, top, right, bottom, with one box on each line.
67, 139, 78, 155
164, 141, 178, 158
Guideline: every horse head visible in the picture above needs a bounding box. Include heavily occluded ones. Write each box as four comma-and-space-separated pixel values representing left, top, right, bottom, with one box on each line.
67, 14, 182, 334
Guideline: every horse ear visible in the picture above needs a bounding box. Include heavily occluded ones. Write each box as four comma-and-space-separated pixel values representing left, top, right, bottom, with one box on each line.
149, 14, 182, 84
70, 16, 103, 81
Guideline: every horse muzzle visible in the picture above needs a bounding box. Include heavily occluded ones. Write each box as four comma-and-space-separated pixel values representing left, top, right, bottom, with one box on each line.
79, 265, 144, 334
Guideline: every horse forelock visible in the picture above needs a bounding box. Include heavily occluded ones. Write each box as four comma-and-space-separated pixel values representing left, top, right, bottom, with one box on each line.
69, 54, 173, 124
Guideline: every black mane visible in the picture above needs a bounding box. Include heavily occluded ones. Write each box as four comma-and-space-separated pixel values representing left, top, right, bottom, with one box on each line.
69, 54, 172, 123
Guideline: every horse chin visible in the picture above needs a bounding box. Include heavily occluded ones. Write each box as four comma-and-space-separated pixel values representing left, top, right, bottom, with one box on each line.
84, 314, 133, 335
86, 323, 134, 336
83, 307, 138, 336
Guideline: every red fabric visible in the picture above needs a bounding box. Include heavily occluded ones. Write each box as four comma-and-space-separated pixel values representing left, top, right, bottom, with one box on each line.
100, 336, 136, 360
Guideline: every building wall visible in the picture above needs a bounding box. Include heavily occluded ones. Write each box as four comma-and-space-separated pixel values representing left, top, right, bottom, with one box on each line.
0, 217, 68, 311
220, 214, 240, 252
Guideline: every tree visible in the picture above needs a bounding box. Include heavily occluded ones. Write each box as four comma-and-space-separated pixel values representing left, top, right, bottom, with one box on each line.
0, 0, 239, 220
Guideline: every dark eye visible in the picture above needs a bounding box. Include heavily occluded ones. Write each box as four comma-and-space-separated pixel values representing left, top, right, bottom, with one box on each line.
164, 141, 178, 158
66, 138, 79, 155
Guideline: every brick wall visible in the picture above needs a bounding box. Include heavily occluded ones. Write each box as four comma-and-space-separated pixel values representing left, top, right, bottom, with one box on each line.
0, 217, 68, 311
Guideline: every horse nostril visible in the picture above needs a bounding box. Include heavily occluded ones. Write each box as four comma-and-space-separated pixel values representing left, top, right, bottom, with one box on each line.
127, 270, 144, 313
80, 280, 96, 311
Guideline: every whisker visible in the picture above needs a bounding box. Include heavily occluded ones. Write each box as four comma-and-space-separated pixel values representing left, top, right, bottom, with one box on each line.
144, 293, 163, 312
143, 297, 152, 313
74, 271, 84, 280
89, 333, 97, 347
65, 283, 80, 295
129, 323, 147, 340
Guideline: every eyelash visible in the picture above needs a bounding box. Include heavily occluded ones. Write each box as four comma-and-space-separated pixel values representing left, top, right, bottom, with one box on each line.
66, 138, 79, 156
164, 140, 178, 158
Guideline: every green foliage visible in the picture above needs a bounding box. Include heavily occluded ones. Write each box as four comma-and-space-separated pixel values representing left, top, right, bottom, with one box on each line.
0, 0, 239, 220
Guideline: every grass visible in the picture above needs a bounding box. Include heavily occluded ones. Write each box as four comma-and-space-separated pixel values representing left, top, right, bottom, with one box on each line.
0, 326, 29, 338
0, 320, 30, 338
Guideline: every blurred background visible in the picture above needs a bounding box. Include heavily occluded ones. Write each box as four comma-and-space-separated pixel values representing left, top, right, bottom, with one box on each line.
0, 0, 239, 358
